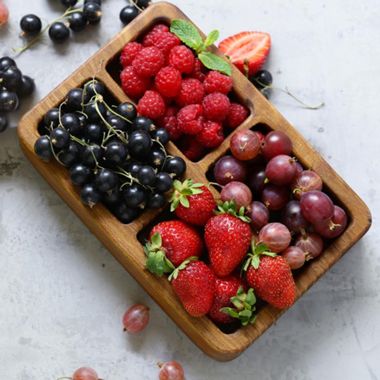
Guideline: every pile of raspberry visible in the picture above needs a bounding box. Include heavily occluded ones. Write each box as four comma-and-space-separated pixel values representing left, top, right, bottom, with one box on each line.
119, 23, 249, 161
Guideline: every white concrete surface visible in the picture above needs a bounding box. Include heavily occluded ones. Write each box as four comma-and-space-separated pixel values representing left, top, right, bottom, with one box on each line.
1, 0, 379, 379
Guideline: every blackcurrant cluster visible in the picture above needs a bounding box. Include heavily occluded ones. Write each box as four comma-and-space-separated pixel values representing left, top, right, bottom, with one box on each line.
19, 0, 102, 45
120, 0, 151, 25
34, 79, 186, 224
0, 56, 35, 133
250, 70, 273, 98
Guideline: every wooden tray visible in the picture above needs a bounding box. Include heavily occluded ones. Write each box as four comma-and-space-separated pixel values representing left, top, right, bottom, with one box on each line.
17, 1, 371, 361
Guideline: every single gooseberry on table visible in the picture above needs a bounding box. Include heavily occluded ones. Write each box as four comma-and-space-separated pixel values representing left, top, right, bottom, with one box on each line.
122, 304, 150, 333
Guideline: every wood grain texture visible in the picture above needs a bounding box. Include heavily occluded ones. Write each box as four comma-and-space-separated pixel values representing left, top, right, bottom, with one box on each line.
17, 1, 371, 361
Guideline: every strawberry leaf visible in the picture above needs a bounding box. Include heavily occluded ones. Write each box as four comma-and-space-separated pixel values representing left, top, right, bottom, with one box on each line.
170, 19, 203, 51
251, 255, 260, 269
204, 29, 219, 48
198, 51, 232, 76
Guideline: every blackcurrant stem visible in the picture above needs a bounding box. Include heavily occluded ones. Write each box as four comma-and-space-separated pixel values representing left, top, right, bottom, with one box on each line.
58, 100, 67, 129
49, 139, 65, 166
102, 100, 133, 124
70, 134, 87, 146
130, 0, 144, 12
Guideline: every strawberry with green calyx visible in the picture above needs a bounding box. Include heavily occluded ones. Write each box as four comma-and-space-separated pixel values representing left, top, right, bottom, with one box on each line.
220, 287, 257, 326
205, 201, 252, 277
170, 19, 232, 76
169, 179, 216, 226
169, 258, 215, 317
243, 240, 297, 310
145, 220, 203, 276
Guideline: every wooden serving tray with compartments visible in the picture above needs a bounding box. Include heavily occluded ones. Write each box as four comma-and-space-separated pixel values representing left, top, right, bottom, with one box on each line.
18, 1, 371, 361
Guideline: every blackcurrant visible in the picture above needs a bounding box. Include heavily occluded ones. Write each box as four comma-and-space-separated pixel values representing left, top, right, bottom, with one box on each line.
126, 161, 142, 177
0, 90, 19, 113
84, 123, 104, 143
164, 156, 186, 178
57, 141, 82, 167
61, 113, 81, 135
80, 183, 101, 207
148, 148, 166, 168
147, 193, 166, 209
66, 88, 83, 110
50, 127, 70, 149
137, 0, 151, 8
0, 114, 8, 133
17, 75, 35, 98
84, 80, 106, 100
85, 0, 101, 4
112, 203, 139, 224
120, 5, 139, 25
103, 141, 128, 166
68, 11, 88, 32
132, 116, 155, 133
123, 183, 147, 209
128, 129, 152, 158
117, 102, 136, 121
34, 135, 52, 161
152, 128, 169, 145
44, 108, 60, 129
20, 14, 42, 35
48, 22, 70, 43
81, 144, 102, 168
103, 188, 122, 206
60, 0, 78, 8
252, 70, 273, 89
84, 101, 107, 122
107, 114, 128, 131
95, 168, 118, 192
83, 2, 102, 24
0, 56, 16, 72
77, 113, 87, 128
0, 66, 22, 91
155, 172, 173, 193
137, 165, 156, 186
70, 163, 92, 185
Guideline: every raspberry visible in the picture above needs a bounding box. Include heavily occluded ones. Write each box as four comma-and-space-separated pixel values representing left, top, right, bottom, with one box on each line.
203, 71, 233, 94
176, 78, 205, 107
150, 32, 180, 57
202, 92, 230, 122
190, 58, 206, 82
142, 24, 169, 46
177, 104, 203, 135
132, 46, 165, 77
179, 136, 206, 161
168, 45, 195, 74
226, 103, 249, 129
196, 120, 224, 148
120, 66, 150, 99
157, 106, 182, 140
155, 66, 182, 98
120, 42, 142, 67
137, 90, 166, 120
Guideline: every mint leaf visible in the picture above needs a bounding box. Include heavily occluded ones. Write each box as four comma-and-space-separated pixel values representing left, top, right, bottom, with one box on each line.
198, 51, 232, 76
170, 19, 203, 51
204, 30, 219, 48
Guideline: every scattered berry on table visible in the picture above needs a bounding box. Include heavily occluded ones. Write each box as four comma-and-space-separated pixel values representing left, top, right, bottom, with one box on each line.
48, 22, 70, 43
158, 361, 185, 380
251, 69, 273, 89
83, 1, 102, 24
20, 14, 42, 35
122, 304, 150, 333
0, 2, 9, 26
68, 11, 88, 32
119, 5, 139, 25
71, 367, 99, 380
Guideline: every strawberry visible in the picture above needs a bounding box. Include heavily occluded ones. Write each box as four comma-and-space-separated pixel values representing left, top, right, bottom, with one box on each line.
218, 31, 271, 76
169, 259, 215, 317
205, 201, 252, 277
145, 221, 203, 276
169, 179, 216, 226
209, 277, 256, 326
244, 242, 297, 309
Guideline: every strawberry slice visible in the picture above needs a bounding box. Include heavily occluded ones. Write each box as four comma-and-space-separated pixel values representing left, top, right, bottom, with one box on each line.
218, 31, 271, 76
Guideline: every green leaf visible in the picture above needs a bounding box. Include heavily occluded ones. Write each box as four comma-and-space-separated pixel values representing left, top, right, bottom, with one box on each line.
255, 243, 269, 255
151, 232, 162, 248
179, 196, 190, 208
170, 19, 203, 51
198, 51, 232, 76
204, 30, 219, 48
246, 288, 256, 305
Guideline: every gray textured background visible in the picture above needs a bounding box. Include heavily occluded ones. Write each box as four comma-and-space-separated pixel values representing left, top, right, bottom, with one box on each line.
1, 0, 379, 379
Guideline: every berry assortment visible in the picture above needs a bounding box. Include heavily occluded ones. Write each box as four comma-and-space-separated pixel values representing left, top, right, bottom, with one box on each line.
0, 56, 35, 133
34, 79, 186, 223
143, 127, 347, 330
118, 20, 250, 161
